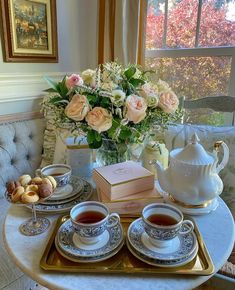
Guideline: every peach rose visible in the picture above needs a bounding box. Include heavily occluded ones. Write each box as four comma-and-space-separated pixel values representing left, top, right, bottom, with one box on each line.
125, 95, 147, 124
65, 74, 83, 89
86, 107, 112, 133
65, 94, 90, 121
158, 91, 179, 113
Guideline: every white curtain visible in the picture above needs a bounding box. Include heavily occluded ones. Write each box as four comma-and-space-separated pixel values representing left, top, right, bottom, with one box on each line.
98, 0, 147, 65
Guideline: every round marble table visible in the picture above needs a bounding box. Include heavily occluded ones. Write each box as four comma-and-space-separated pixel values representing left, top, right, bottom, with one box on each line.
3, 197, 235, 290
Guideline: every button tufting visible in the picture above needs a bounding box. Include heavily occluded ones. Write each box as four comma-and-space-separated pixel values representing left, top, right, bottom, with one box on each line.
13, 136, 17, 143
11, 159, 15, 165
29, 133, 33, 139
26, 154, 30, 160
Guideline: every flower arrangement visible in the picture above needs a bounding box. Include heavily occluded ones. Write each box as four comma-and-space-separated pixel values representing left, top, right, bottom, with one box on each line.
43, 62, 182, 152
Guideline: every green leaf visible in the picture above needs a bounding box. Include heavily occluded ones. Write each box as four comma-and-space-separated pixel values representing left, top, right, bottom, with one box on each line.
60, 76, 69, 96
87, 130, 102, 148
87, 94, 97, 106
124, 66, 136, 79
142, 69, 155, 75
48, 96, 63, 104
116, 143, 128, 154
100, 97, 111, 108
59, 85, 68, 98
61, 75, 67, 86
107, 119, 120, 139
43, 88, 58, 93
87, 130, 95, 143
89, 139, 102, 149
129, 78, 145, 87
119, 127, 131, 140
54, 99, 69, 105
44, 76, 59, 91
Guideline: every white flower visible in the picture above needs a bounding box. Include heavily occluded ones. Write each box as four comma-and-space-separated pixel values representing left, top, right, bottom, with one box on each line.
139, 83, 159, 108
157, 79, 170, 93
120, 118, 129, 126
115, 108, 122, 119
81, 69, 96, 87
147, 96, 159, 108
110, 89, 126, 106
101, 81, 116, 91
102, 70, 112, 82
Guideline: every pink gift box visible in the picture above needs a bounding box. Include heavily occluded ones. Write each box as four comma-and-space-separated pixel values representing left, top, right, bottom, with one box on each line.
93, 161, 155, 200
97, 187, 162, 215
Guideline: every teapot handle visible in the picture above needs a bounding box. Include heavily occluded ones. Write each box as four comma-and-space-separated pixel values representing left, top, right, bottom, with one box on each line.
214, 141, 229, 174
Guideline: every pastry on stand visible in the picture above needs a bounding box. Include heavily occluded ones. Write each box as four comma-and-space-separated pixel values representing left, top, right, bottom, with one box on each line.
5, 174, 57, 236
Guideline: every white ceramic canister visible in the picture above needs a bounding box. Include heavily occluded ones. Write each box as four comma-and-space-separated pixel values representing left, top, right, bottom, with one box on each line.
142, 140, 169, 178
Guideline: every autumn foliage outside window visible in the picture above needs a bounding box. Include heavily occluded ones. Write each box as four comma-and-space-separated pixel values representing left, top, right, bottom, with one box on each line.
145, 0, 235, 124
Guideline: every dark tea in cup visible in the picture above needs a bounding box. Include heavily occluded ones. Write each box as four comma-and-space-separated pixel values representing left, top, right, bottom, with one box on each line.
75, 211, 106, 224
70, 201, 120, 244
147, 214, 178, 226
50, 173, 64, 176
142, 203, 194, 248
36, 164, 71, 187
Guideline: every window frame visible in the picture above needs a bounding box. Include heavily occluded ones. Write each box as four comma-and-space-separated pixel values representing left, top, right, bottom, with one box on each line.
146, 47, 235, 97
145, 0, 235, 97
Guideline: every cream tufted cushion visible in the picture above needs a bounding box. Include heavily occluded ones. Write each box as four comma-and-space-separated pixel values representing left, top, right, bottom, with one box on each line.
0, 116, 45, 289
0, 118, 45, 197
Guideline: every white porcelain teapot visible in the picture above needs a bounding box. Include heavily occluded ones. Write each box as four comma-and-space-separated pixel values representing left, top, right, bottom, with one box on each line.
155, 133, 229, 205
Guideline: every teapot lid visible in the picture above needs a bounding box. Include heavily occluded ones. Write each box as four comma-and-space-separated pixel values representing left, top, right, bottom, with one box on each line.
171, 133, 214, 165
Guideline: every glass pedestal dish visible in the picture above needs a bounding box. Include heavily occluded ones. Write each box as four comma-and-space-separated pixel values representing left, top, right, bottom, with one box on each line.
5, 191, 52, 236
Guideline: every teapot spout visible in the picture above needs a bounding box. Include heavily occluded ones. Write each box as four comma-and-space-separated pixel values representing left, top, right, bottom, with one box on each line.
154, 160, 171, 193
154, 160, 164, 172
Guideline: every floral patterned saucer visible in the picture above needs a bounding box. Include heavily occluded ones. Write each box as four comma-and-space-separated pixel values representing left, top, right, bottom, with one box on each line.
126, 238, 198, 268
127, 218, 198, 261
56, 218, 124, 258
46, 176, 84, 201
26, 179, 93, 214
40, 176, 84, 205
55, 238, 125, 263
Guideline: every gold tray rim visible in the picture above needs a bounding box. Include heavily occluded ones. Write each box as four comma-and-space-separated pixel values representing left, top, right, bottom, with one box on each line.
40, 215, 215, 275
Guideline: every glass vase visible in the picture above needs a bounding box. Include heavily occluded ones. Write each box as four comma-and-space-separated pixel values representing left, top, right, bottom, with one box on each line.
96, 139, 129, 166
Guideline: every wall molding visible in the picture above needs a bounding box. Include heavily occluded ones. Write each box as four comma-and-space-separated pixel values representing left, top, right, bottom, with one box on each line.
0, 72, 72, 103
0, 111, 43, 123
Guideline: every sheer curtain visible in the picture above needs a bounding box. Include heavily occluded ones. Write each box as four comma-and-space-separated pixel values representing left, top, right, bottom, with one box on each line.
98, 0, 147, 65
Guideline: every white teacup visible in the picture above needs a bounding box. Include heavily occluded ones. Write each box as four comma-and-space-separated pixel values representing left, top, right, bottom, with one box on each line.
36, 164, 71, 187
70, 201, 120, 245
142, 203, 194, 248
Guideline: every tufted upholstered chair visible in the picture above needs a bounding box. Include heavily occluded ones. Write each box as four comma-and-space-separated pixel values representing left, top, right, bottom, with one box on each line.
0, 112, 45, 290
169, 96, 235, 286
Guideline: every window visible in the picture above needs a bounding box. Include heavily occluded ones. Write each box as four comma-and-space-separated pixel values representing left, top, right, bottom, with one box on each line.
145, 0, 235, 125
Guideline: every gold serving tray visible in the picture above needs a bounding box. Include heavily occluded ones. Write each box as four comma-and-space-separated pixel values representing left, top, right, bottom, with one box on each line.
40, 215, 214, 275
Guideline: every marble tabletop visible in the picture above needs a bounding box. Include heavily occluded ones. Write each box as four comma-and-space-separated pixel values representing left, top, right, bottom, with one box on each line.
3, 197, 235, 290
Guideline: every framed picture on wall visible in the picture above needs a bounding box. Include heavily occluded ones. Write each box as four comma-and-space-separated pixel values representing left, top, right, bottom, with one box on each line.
0, 0, 58, 62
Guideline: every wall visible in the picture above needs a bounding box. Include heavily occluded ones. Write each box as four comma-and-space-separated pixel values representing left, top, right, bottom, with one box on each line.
0, 0, 98, 115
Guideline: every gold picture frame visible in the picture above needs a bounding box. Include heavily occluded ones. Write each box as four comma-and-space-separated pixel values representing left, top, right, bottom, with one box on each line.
0, 0, 58, 62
